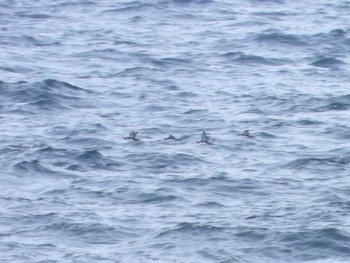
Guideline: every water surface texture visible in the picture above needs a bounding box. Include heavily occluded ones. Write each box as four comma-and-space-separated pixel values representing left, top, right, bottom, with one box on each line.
1, 0, 350, 262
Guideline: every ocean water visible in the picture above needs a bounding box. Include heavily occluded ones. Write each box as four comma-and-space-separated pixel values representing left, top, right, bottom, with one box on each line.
1, 0, 350, 262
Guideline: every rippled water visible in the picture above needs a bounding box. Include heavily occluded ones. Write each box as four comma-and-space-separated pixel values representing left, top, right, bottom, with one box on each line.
1, 1, 350, 262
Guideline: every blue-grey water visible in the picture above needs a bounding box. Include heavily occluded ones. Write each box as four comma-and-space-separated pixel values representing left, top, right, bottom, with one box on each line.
1, 1, 350, 262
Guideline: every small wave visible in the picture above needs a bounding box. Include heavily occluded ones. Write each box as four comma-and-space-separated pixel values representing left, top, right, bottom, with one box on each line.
313, 94, 350, 112
74, 48, 121, 60
77, 149, 103, 160
138, 192, 178, 203
0, 79, 93, 113
283, 156, 349, 170
222, 52, 290, 66
310, 57, 345, 68
42, 221, 133, 244
175, 91, 198, 98
125, 152, 205, 169
167, 0, 213, 4
149, 57, 194, 69
316, 102, 350, 111
254, 32, 307, 46
14, 160, 54, 174
279, 227, 350, 259
157, 222, 226, 238
101, 2, 156, 14
13, 159, 75, 179
35, 146, 71, 157
15, 13, 52, 20
34, 146, 121, 172
165, 177, 210, 187
195, 201, 224, 207
259, 132, 278, 138
76, 150, 122, 170
294, 119, 324, 126
114, 67, 163, 77
66, 164, 85, 171
0, 66, 33, 73
19, 35, 61, 47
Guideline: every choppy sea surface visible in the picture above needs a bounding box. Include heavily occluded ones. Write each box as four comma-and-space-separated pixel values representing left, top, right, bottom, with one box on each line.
1, 0, 350, 262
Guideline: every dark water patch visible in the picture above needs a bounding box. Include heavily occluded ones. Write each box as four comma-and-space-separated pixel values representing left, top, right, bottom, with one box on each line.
157, 222, 227, 238
65, 137, 112, 148
34, 147, 113, 171
75, 150, 122, 170
34, 146, 122, 171
213, 178, 269, 197
316, 102, 350, 111
49, 1, 97, 8
68, 185, 117, 201
16, 35, 61, 47
113, 37, 139, 46
0, 66, 33, 73
166, 0, 213, 4
77, 149, 103, 160
195, 201, 224, 208
164, 177, 211, 187
293, 119, 324, 126
66, 164, 86, 172
311, 29, 347, 42
13, 159, 75, 179
138, 192, 178, 203
313, 94, 350, 112
234, 227, 268, 242
74, 48, 124, 60
249, 0, 285, 3
148, 57, 194, 69
254, 31, 307, 46
142, 104, 169, 112
255, 93, 350, 114
310, 57, 345, 68
322, 125, 350, 141
29, 98, 71, 111
18, 212, 60, 227
279, 228, 350, 259
222, 52, 290, 66
176, 91, 198, 98
258, 132, 278, 138
0, 79, 94, 113
125, 152, 205, 170
13, 160, 54, 174
114, 67, 163, 77
184, 109, 207, 114
14, 12, 52, 20
35, 146, 73, 158
43, 221, 136, 244
329, 28, 347, 37
101, 2, 156, 14
49, 124, 108, 138
283, 156, 349, 171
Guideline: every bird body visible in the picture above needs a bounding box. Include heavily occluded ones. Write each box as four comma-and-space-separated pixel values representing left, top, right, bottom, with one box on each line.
124, 131, 139, 141
238, 130, 254, 138
197, 131, 213, 144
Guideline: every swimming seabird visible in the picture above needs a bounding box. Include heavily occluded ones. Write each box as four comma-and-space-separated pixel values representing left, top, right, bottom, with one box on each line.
238, 130, 254, 138
196, 131, 213, 144
124, 131, 139, 141
164, 134, 179, 141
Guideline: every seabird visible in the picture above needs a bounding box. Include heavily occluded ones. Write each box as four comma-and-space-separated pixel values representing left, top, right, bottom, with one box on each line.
238, 130, 254, 138
196, 131, 213, 144
124, 131, 139, 141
